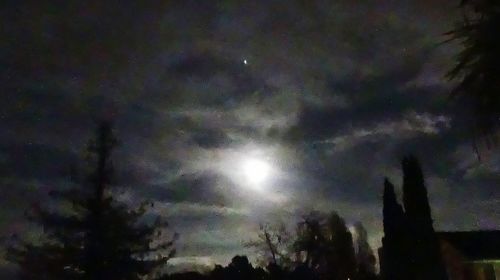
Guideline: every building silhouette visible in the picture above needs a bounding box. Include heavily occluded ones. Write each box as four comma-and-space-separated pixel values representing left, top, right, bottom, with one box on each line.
438, 231, 500, 280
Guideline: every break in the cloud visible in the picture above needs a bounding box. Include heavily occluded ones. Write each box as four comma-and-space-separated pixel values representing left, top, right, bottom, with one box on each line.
1, 0, 498, 272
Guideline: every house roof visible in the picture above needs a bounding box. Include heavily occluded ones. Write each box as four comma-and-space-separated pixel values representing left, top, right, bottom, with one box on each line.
437, 231, 500, 261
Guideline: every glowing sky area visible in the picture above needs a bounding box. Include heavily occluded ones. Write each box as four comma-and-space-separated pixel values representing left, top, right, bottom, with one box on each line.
1, 0, 499, 275
242, 157, 270, 187
206, 144, 290, 205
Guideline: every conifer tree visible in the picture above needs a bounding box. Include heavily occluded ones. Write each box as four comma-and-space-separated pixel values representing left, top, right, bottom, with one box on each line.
380, 179, 409, 280
7, 121, 176, 280
401, 156, 447, 280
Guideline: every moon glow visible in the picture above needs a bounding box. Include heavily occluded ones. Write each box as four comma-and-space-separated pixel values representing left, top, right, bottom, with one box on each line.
241, 157, 271, 189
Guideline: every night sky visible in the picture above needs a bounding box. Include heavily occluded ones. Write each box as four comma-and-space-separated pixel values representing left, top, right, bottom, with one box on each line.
1, 0, 499, 273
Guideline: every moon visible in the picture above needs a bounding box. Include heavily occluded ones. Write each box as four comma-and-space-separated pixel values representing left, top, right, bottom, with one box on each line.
241, 157, 270, 189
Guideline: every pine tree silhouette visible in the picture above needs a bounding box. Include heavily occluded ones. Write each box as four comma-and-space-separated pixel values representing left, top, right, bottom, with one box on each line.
7, 121, 176, 279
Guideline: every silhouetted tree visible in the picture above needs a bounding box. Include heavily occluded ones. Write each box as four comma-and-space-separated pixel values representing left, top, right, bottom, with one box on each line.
168, 271, 208, 280
353, 222, 377, 280
7, 121, 176, 279
293, 211, 326, 271
226, 255, 265, 280
325, 213, 357, 280
290, 264, 318, 280
245, 210, 361, 280
209, 265, 226, 280
205, 256, 267, 280
266, 262, 287, 280
445, 0, 500, 144
401, 156, 447, 280
379, 179, 410, 280
246, 222, 292, 268
293, 211, 356, 280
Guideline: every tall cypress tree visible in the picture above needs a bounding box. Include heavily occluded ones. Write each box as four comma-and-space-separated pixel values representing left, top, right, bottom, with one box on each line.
401, 156, 447, 280
7, 121, 176, 280
402, 156, 433, 233
380, 178, 410, 280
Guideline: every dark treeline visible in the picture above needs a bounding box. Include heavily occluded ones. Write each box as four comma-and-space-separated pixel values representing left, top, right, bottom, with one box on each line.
164, 210, 378, 280
166, 254, 371, 280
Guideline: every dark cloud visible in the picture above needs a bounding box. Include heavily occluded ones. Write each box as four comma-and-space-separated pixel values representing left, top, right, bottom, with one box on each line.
286, 64, 450, 143
191, 129, 231, 149
142, 172, 235, 207
0, 143, 76, 180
